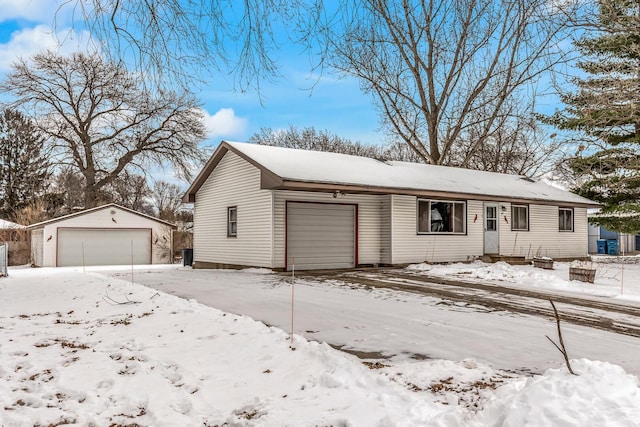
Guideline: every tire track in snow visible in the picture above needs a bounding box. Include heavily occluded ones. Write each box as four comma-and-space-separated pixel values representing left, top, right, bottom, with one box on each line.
297, 270, 640, 339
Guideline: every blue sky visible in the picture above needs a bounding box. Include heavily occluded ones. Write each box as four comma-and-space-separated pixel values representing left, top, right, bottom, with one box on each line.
0, 0, 384, 152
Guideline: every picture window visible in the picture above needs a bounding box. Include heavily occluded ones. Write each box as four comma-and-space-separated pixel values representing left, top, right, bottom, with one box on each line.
417, 200, 466, 234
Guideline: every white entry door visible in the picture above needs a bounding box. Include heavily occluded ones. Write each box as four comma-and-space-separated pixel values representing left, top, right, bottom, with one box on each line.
484, 203, 499, 254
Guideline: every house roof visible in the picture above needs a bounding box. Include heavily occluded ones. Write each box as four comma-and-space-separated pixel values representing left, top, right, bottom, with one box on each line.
26, 203, 176, 229
0, 219, 24, 229
183, 141, 600, 208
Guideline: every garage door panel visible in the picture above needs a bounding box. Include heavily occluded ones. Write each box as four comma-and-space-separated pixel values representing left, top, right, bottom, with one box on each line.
58, 228, 152, 267
287, 202, 355, 271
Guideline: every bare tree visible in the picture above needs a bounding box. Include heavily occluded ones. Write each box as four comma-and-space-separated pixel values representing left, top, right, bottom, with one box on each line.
1, 51, 207, 209
63, 1, 570, 168
327, 0, 573, 165
150, 181, 184, 222
249, 126, 385, 158
58, 1, 320, 90
452, 99, 564, 177
106, 172, 155, 215
50, 168, 91, 214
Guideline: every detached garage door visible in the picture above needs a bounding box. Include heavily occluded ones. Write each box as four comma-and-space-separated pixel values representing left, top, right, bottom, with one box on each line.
57, 228, 152, 267
286, 202, 356, 270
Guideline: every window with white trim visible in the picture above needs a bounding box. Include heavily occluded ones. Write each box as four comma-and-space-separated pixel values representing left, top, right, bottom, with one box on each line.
511, 204, 529, 231
559, 207, 573, 232
227, 206, 237, 237
417, 200, 466, 234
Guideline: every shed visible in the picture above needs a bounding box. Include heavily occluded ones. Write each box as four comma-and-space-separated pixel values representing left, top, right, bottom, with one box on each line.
27, 204, 175, 267
184, 141, 599, 271
0, 219, 28, 266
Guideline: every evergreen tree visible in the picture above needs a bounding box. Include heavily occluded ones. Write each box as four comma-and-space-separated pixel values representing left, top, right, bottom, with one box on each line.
548, 0, 640, 234
0, 109, 51, 220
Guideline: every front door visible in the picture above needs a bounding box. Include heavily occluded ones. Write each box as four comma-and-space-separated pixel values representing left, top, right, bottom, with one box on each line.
484, 203, 499, 254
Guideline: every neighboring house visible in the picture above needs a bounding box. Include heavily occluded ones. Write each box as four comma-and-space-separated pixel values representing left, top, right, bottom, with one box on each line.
0, 219, 29, 266
27, 204, 175, 267
588, 222, 639, 254
183, 141, 600, 271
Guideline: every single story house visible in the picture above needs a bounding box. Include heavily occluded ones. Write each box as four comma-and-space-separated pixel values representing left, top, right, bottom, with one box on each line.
28, 204, 175, 267
183, 141, 599, 271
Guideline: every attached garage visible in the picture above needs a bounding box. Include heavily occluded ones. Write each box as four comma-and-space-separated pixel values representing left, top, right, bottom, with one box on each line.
28, 204, 174, 267
286, 202, 356, 270
57, 228, 152, 267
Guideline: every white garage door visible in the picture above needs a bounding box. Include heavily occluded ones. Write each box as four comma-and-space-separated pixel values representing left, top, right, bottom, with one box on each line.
286, 202, 356, 270
57, 228, 152, 267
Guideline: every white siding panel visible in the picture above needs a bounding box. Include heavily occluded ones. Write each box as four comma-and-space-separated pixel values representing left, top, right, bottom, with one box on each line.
31, 229, 44, 267
391, 196, 484, 264
273, 191, 382, 269
499, 204, 589, 259
193, 151, 272, 267
380, 195, 392, 264
40, 207, 172, 267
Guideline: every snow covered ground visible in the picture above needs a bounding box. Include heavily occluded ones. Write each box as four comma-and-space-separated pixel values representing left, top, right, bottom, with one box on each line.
408, 258, 640, 303
1, 262, 639, 426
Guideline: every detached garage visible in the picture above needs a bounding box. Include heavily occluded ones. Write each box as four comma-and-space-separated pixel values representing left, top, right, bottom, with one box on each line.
28, 204, 175, 267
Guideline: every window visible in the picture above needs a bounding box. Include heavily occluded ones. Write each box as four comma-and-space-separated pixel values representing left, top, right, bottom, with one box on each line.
227, 206, 237, 237
559, 207, 573, 232
511, 204, 529, 231
418, 200, 466, 234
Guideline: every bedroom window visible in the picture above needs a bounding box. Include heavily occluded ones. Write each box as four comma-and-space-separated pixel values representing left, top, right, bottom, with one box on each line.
559, 207, 573, 232
511, 204, 529, 231
417, 200, 466, 234
227, 206, 237, 237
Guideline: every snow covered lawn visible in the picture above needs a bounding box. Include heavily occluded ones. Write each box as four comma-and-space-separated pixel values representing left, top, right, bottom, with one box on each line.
408, 258, 640, 303
1, 266, 639, 426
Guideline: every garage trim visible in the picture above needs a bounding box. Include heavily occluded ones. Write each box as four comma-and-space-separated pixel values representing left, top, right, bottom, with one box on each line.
56, 227, 153, 267
285, 200, 358, 271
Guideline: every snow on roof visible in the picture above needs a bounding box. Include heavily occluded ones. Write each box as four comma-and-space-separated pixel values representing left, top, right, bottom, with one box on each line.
0, 219, 24, 229
27, 203, 175, 229
225, 141, 597, 206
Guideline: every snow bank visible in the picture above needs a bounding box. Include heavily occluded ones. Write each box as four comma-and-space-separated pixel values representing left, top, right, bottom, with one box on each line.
474, 359, 640, 426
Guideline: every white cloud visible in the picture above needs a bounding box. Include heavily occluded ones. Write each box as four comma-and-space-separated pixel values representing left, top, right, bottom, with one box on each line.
0, 0, 66, 23
202, 108, 249, 140
0, 25, 94, 72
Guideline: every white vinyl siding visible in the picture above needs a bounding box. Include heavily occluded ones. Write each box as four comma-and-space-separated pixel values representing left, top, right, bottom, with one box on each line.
391, 195, 484, 264
287, 202, 355, 270
380, 195, 392, 264
37, 206, 172, 267
273, 190, 383, 269
499, 204, 588, 259
30, 229, 44, 267
193, 151, 272, 267
57, 228, 151, 266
